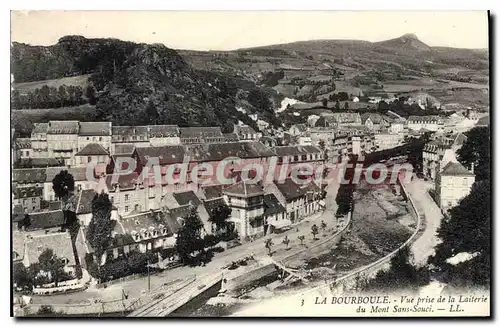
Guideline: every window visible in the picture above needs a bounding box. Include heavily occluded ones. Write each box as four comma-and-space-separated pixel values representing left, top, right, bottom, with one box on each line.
293, 155, 299, 162
110, 196, 114, 203
88, 156, 92, 163
462, 178, 469, 186
125, 206, 129, 212
125, 194, 129, 202
86, 137, 90, 141
99, 137, 102, 141
32, 198, 36, 203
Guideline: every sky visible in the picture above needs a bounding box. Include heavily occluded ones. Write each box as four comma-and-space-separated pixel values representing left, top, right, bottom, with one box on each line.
11, 11, 489, 50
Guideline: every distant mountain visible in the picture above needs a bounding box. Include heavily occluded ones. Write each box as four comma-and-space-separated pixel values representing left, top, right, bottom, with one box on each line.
375, 33, 433, 53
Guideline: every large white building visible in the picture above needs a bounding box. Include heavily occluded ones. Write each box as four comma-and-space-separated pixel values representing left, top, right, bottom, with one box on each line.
435, 150, 475, 211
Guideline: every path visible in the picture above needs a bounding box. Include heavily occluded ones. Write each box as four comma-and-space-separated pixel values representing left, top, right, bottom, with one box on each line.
405, 177, 443, 266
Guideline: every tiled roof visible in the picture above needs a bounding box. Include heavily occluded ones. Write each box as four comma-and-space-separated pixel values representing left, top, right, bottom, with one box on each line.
134, 146, 185, 165
27, 210, 65, 230
408, 115, 441, 123
25, 232, 76, 266
113, 144, 136, 155
361, 113, 387, 125
185, 141, 275, 162
75, 143, 109, 156
47, 121, 80, 134
13, 186, 43, 199
78, 122, 111, 136
13, 168, 47, 184
173, 191, 201, 207
119, 210, 174, 237
16, 158, 64, 168
15, 138, 31, 149
441, 162, 474, 176
32, 123, 48, 134
273, 145, 322, 157
179, 127, 223, 138
76, 189, 97, 215
330, 113, 361, 123
148, 125, 180, 138
203, 198, 226, 212
223, 133, 240, 142
201, 185, 223, 200
275, 179, 307, 201
44, 167, 69, 182
263, 193, 286, 215
105, 172, 141, 191
223, 181, 264, 198
112, 126, 149, 137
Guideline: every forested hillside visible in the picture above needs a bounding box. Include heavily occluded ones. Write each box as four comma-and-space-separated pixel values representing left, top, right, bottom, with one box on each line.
11, 36, 283, 132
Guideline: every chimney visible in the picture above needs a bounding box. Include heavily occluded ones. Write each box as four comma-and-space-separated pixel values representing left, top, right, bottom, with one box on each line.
471, 163, 475, 174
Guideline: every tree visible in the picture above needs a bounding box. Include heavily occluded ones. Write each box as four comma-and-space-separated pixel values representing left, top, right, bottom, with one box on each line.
86, 192, 114, 263
175, 209, 205, 263
85, 85, 97, 105
58, 85, 67, 107
13, 262, 32, 290
344, 102, 349, 110
311, 224, 319, 240
52, 170, 75, 200
429, 180, 490, 287
38, 249, 67, 287
298, 235, 305, 246
457, 127, 490, 181
265, 238, 274, 255
282, 235, 290, 250
322, 98, 328, 108
362, 247, 429, 292
208, 204, 231, 234
335, 101, 340, 110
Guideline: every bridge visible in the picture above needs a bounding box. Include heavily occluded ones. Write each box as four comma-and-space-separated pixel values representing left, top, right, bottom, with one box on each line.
126, 272, 222, 317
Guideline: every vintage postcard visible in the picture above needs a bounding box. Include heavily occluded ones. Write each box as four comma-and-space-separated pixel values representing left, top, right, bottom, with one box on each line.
10, 11, 490, 317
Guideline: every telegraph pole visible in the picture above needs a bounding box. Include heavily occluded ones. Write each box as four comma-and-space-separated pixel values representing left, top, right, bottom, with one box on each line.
147, 260, 151, 292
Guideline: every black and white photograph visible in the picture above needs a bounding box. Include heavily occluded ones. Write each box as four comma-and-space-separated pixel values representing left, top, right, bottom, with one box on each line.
9, 10, 491, 317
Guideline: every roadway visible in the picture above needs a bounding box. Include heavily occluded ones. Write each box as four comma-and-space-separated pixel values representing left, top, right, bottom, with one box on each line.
405, 177, 444, 266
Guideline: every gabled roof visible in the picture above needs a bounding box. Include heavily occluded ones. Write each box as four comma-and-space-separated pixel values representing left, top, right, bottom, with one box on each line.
16, 158, 64, 168
112, 126, 149, 137
76, 189, 97, 215
179, 127, 223, 138
119, 210, 174, 236
407, 115, 441, 123
185, 141, 275, 162
441, 162, 474, 176
75, 143, 109, 156
26, 210, 65, 230
275, 179, 307, 201
173, 191, 201, 207
263, 193, 286, 216
201, 185, 223, 200
44, 167, 89, 182
134, 146, 186, 165
32, 123, 48, 134
113, 144, 136, 155
223, 181, 264, 198
25, 232, 76, 266
105, 172, 141, 191
15, 138, 31, 149
148, 125, 180, 138
47, 121, 80, 134
273, 145, 322, 157
13, 186, 43, 199
78, 122, 111, 136
13, 168, 47, 184
203, 198, 226, 212
361, 113, 387, 125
